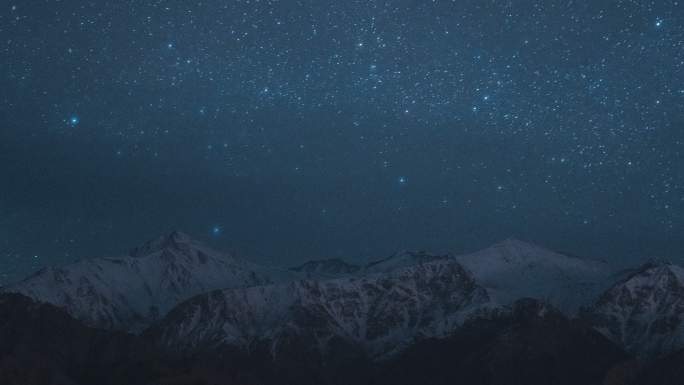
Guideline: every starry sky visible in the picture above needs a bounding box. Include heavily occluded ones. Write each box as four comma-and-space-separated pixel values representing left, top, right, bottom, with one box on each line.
1, 0, 683, 285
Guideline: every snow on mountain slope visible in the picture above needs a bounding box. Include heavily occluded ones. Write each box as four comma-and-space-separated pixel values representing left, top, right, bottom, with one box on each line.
286, 240, 610, 316
151, 258, 491, 358
588, 262, 684, 356
3, 231, 276, 331
454, 238, 610, 314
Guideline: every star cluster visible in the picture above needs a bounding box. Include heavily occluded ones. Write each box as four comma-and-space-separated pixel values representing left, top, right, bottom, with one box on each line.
1, 0, 682, 284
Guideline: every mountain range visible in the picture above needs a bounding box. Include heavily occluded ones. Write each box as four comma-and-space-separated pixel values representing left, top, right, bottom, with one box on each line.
1, 231, 683, 385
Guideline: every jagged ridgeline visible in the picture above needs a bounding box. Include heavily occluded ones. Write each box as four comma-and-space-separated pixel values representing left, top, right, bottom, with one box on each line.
2, 232, 684, 385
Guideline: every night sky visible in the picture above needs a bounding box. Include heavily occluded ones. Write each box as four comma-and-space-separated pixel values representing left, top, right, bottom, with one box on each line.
1, 1, 683, 285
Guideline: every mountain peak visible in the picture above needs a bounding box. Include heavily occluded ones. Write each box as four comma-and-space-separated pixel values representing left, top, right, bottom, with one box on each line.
499, 237, 529, 245
494, 237, 545, 252
623, 260, 684, 284
364, 250, 450, 274
455, 239, 610, 315
290, 258, 360, 277
5, 230, 272, 331
129, 230, 196, 257
168, 230, 193, 242
608, 259, 681, 289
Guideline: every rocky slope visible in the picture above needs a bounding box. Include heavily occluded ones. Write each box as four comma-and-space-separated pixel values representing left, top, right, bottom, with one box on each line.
291, 239, 610, 316
379, 298, 629, 385
588, 262, 684, 357
3, 231, 276, 331
147, 238, 611, 360
0, 293, 636, 385
5, 235, 684, 385
150, 258, 491, 358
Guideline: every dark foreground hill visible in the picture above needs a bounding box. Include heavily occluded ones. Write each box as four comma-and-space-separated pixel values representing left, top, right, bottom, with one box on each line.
0, 292, 670, 385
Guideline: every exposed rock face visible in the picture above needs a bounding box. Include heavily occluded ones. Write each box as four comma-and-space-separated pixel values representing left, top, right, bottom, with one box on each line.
150, 258, 490, 358
13, 232, 682, 385
588, 262, 684, 357
4, 231, 274, 331
10, 233, 684, 385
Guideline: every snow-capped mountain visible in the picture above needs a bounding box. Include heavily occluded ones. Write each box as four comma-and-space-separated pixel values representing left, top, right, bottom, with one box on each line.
2, 232, 617, 358
588, 262, 684, 356
151, 258, 491, 358
286, 239, 610, 316
455, 238, 610, 314
3, 231, 275, 331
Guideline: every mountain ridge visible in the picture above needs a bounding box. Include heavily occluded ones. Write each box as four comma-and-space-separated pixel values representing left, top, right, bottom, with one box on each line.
3, 231, 277, 331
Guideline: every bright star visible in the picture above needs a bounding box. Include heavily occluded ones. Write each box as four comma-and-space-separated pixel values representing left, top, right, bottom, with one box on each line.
398, 176, 408, 185
68, 115, 80, 126
211, 226, 221, 236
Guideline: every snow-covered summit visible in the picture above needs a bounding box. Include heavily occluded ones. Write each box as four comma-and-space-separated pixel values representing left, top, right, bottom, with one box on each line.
3, 231, 273, 332
454, 238, 610, 314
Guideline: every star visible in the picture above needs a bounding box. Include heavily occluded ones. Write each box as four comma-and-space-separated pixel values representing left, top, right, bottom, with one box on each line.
1, 0, 682, 284
211, 226, 222, 236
